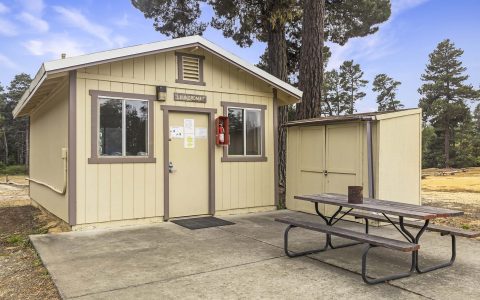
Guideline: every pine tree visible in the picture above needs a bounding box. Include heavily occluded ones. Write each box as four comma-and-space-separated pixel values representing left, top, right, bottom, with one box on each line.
339, 60, 368, 114
1, 73, 32, 166
418, 39, 478, 168
323, 69, 348, 116
372, 73, 404, 111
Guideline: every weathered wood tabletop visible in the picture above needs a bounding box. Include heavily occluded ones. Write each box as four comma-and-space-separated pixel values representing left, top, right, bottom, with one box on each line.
295, 193, 464, 220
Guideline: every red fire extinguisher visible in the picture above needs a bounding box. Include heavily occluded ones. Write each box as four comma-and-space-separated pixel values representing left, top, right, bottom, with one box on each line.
218, 122, 225, 144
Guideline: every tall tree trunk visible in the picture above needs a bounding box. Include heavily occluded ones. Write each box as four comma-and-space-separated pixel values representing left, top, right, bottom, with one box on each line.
3, 129, 8, 166
267, 18, 288, 208
296, 0, 325, 120
444, 125, 450, 168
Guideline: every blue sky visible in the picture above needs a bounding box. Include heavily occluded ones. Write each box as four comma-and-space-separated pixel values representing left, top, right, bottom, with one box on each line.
0, 0, 479, 112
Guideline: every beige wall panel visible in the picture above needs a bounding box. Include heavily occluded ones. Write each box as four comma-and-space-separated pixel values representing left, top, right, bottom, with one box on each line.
133, 164, 146, 218
122, 164, 135, 219
377, 113, 421, 205
145, 163, 156, 218
110, 164, 123, 220
97, 165, 111, 222
155, 53, 166, 83
30, 82, 68, 222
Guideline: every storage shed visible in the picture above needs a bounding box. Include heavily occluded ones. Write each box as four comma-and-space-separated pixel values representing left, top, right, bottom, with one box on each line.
13, 36, 302, 229
285, 109, 422, 216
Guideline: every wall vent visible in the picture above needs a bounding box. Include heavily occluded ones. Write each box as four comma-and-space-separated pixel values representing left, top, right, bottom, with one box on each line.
181, 56, 200, 82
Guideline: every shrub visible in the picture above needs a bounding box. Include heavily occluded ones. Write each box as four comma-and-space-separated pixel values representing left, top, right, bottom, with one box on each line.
3, 165, 27, 175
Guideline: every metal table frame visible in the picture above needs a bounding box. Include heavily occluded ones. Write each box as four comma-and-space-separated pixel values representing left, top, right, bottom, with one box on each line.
292, 196, 460, 283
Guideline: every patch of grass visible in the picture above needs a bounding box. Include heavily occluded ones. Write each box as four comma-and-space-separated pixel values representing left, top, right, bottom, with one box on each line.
462, 224, 471, 230
5, 234, 30, 247
6, 234, 26, 245
1, 165, 27, 175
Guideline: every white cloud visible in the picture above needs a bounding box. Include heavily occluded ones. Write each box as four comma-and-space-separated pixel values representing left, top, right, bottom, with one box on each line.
327, 0, 430, 70
113, 13, 130, 28
392, 0, 430, 17
0, 53, 18, 69
53, 6, 128, 48
24, 35, 85, 58
18, 0, 45, 15
17, 12, 49, 33
0, 2, 9, 14
0, 18, 17, 36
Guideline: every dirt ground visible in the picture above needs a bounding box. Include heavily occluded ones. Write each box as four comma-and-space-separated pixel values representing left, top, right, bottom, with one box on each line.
422, 167, 480, 238
0, 184, 64, 300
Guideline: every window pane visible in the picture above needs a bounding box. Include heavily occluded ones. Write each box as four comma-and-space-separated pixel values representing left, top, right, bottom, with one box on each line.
99, 98, 122, 156
126, 100, 148, 156
228, 108, 244, 155
246, 110, 261, 155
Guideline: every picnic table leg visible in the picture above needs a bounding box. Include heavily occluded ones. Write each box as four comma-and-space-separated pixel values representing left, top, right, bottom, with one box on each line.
283, 225, 329, 258
413, 222, 456, 273
361, 244, 416, 284
314, 203, 365, 249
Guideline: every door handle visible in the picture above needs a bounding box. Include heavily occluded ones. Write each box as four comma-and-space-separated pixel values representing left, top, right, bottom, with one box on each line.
323, 170, 328, 176
169, 161, 175, 173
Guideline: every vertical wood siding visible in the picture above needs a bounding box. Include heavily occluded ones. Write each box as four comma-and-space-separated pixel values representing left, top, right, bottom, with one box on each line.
75, 49, 275, 224
30, 82, 69, 221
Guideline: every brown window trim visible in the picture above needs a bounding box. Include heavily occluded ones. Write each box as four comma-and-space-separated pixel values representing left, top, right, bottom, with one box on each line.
221, 101, 267, 162
175, 52, 206, 86
88, 90, 156, 164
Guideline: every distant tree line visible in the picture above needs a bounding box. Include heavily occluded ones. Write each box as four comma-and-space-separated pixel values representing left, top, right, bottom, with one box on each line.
0, 73, 32, 169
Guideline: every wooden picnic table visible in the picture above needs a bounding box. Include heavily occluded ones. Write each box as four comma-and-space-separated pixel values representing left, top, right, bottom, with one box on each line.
294, 193, 464, 219
279, 193, 472, 283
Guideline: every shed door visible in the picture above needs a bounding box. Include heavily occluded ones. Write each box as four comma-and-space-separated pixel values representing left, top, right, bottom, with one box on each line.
169, 112, 209, 218
294, 126, 326, 213
324, 123, 363, 216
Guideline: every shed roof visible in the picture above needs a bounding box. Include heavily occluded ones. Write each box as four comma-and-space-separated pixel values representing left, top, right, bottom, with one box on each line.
14, 35, 302, 117
285, 108, 421, 127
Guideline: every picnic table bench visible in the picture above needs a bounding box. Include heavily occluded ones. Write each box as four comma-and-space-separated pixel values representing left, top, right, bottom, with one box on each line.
276, 193, 479, 284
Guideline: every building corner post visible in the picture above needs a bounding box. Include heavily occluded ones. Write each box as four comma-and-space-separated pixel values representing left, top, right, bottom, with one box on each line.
68, 70, 77, 226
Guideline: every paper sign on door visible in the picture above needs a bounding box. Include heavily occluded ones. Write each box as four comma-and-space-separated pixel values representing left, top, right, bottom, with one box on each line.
184, 119, 195, 148
170, 126, 184, 138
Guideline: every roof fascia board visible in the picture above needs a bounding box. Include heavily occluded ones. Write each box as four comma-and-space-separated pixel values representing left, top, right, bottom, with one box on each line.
374, 108, 422, 120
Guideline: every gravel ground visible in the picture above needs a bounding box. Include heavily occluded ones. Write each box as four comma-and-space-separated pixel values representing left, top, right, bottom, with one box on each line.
0, 184, 62, 299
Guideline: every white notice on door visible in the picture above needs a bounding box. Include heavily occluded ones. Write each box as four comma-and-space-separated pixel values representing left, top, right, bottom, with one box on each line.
184, 133, 195, 148
184, 119, 194, 134
195, 127, 208, 139
170, 126, 184, 138
184, 119, 195, 148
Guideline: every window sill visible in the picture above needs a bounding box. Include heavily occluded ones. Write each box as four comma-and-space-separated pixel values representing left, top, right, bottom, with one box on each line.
221, 156, 267, 162
88, 157, 156, 164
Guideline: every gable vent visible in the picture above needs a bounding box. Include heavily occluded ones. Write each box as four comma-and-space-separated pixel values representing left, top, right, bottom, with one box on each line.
181, 56, 200, 82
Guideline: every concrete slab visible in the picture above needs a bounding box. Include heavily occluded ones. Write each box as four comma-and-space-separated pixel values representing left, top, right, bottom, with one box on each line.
31, 210, 480, 299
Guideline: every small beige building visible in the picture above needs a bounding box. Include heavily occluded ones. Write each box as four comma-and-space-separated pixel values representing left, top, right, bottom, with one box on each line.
285, 109, 422, 217
14, 36, 302, 229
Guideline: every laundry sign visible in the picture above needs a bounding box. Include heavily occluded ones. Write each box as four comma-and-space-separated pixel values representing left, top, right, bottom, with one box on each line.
174, 93, 207, 103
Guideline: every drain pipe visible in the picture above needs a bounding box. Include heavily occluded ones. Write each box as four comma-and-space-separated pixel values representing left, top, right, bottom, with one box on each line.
366, 120, 375, 198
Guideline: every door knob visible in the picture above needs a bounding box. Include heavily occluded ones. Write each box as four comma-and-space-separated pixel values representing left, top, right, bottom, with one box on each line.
323, 170, 328, 176
169, 161, 175, 173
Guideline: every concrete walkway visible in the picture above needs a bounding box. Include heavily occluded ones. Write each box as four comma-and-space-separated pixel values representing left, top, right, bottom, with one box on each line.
31, 210, 480, 299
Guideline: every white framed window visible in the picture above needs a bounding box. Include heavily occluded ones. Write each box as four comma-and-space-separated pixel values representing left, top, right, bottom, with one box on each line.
89, 90, 155, 164
98, 97, 149, 157
227, 107, 262, 157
